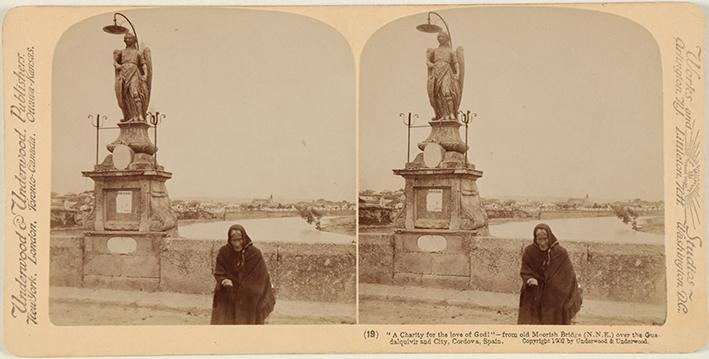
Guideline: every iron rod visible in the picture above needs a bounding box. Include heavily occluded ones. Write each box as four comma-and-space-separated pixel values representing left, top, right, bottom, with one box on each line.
95, 114, 99, 165
154, 112, 159, 164
407, 114, 411, 163
114, 13, 140, 50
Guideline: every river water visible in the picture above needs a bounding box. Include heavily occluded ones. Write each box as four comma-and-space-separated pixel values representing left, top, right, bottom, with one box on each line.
181, 216, 662, 245
488, 216, 663, 245
179, 216, 354, 244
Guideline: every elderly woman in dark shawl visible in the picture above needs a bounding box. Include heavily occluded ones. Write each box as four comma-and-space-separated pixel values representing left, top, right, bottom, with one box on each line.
211, 224, 275, 325
518, 223, 582, 325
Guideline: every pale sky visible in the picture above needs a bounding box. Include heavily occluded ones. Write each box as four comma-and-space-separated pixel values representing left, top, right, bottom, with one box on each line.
52, 8, 355, 201
359, 7, 664, 201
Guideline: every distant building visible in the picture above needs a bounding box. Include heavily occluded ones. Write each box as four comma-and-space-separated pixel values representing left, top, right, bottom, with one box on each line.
252, 194, 274, 206
566, 194, 592, 207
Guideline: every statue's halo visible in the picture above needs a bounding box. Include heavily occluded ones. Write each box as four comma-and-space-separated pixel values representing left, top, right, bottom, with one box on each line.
103, 24, 129, 35
416, 23, 442, 33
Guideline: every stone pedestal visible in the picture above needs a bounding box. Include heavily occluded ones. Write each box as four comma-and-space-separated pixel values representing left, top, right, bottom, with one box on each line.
391, 118, 489, 288
82, 169, 178, 234
83, 119, 177, 233
391, 230, 475, 288
82, 231, 166, 291
80, 119, 177, 292
108, 121, 156, 155
393, 119, 488, 233
393, 167, 488, 233
417, 120, 468, 167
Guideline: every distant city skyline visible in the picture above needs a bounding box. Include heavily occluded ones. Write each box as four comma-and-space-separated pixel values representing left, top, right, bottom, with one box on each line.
358, 187, 664, 204
52, 9, 355, 202
55, 187, 658, 205
52, 189, 354, 204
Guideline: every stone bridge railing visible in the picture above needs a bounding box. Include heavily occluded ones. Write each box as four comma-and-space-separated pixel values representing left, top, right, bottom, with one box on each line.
50, 233, 356, 303
359, 232, 666, 305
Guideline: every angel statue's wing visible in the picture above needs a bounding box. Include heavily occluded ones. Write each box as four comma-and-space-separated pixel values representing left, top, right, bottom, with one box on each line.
140, 46, 153, 114
426, 48, 436, 109
456, 46, 465, 109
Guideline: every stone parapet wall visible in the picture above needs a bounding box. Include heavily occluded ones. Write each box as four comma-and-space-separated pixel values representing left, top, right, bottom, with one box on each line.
50, 233, 356, 303
49, 234, 84, 288
360, 232, 666, 304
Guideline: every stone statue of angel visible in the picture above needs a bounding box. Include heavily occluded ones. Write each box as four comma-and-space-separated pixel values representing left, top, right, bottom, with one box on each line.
113, 32, 152, 122
426, 31, 464, 121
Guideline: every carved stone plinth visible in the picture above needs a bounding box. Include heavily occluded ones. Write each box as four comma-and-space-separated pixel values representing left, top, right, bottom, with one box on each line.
82, 231, 167, 291
107, 121, 156, 155
418, 120, 467, 154
82, 169, 177, 235
84, 114, 176, 234
394, 115, 488, 234
393, 167, 488, 234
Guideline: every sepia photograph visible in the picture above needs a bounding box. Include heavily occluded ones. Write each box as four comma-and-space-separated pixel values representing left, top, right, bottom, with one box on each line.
48, 8, 356, 325
2, 3, 705, 356
358, 7, 666, 325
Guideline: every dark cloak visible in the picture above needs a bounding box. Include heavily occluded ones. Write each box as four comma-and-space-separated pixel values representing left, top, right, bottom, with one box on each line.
210, 224, 276, 325
517, 223, 582, 325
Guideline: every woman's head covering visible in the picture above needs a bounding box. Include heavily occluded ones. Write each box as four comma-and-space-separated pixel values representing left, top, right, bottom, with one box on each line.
532, 223, 559, 267
227, 224, 253, 267
227, 224, 253, 246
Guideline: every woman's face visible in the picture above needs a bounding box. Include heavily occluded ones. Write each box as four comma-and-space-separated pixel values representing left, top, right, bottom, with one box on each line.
534, 228, 549, 251
229, 230, 244, 252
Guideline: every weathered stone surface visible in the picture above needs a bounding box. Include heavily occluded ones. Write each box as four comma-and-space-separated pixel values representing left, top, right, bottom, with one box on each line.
106, 236, 138, 254
160, 239, 215, 294
133, 234, 163, 255
85, 234, 158, 255
84, 254, 122, 276
441, 235, 464, 253
51, 234, 83, 248
84, 236, 109, 254
274, 244, 356, 303
395, 232, 466, 253
581, 242, 665, 304
418, 120, 466, 152
394, 252, 433, 274
431, 253, 469, 276
359, 234, 394, 284
417, 235, 448, 252
364, 231, 666, 304
212, 241, 356, 302
393, 168, 488, 232
81, 170, 177, 233
50, 236, 83, 287
147, 180, 178, 233
468, 237, 523, 293
121, 255, 160, 278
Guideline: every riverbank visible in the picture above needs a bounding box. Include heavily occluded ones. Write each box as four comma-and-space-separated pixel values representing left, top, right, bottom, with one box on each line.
53, 211, 356, 237
488, 210, 614, 225
178, 211, 298, 226
319, 216, 355, 236
360, 210, 665, 235
637, 216, 664, 235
